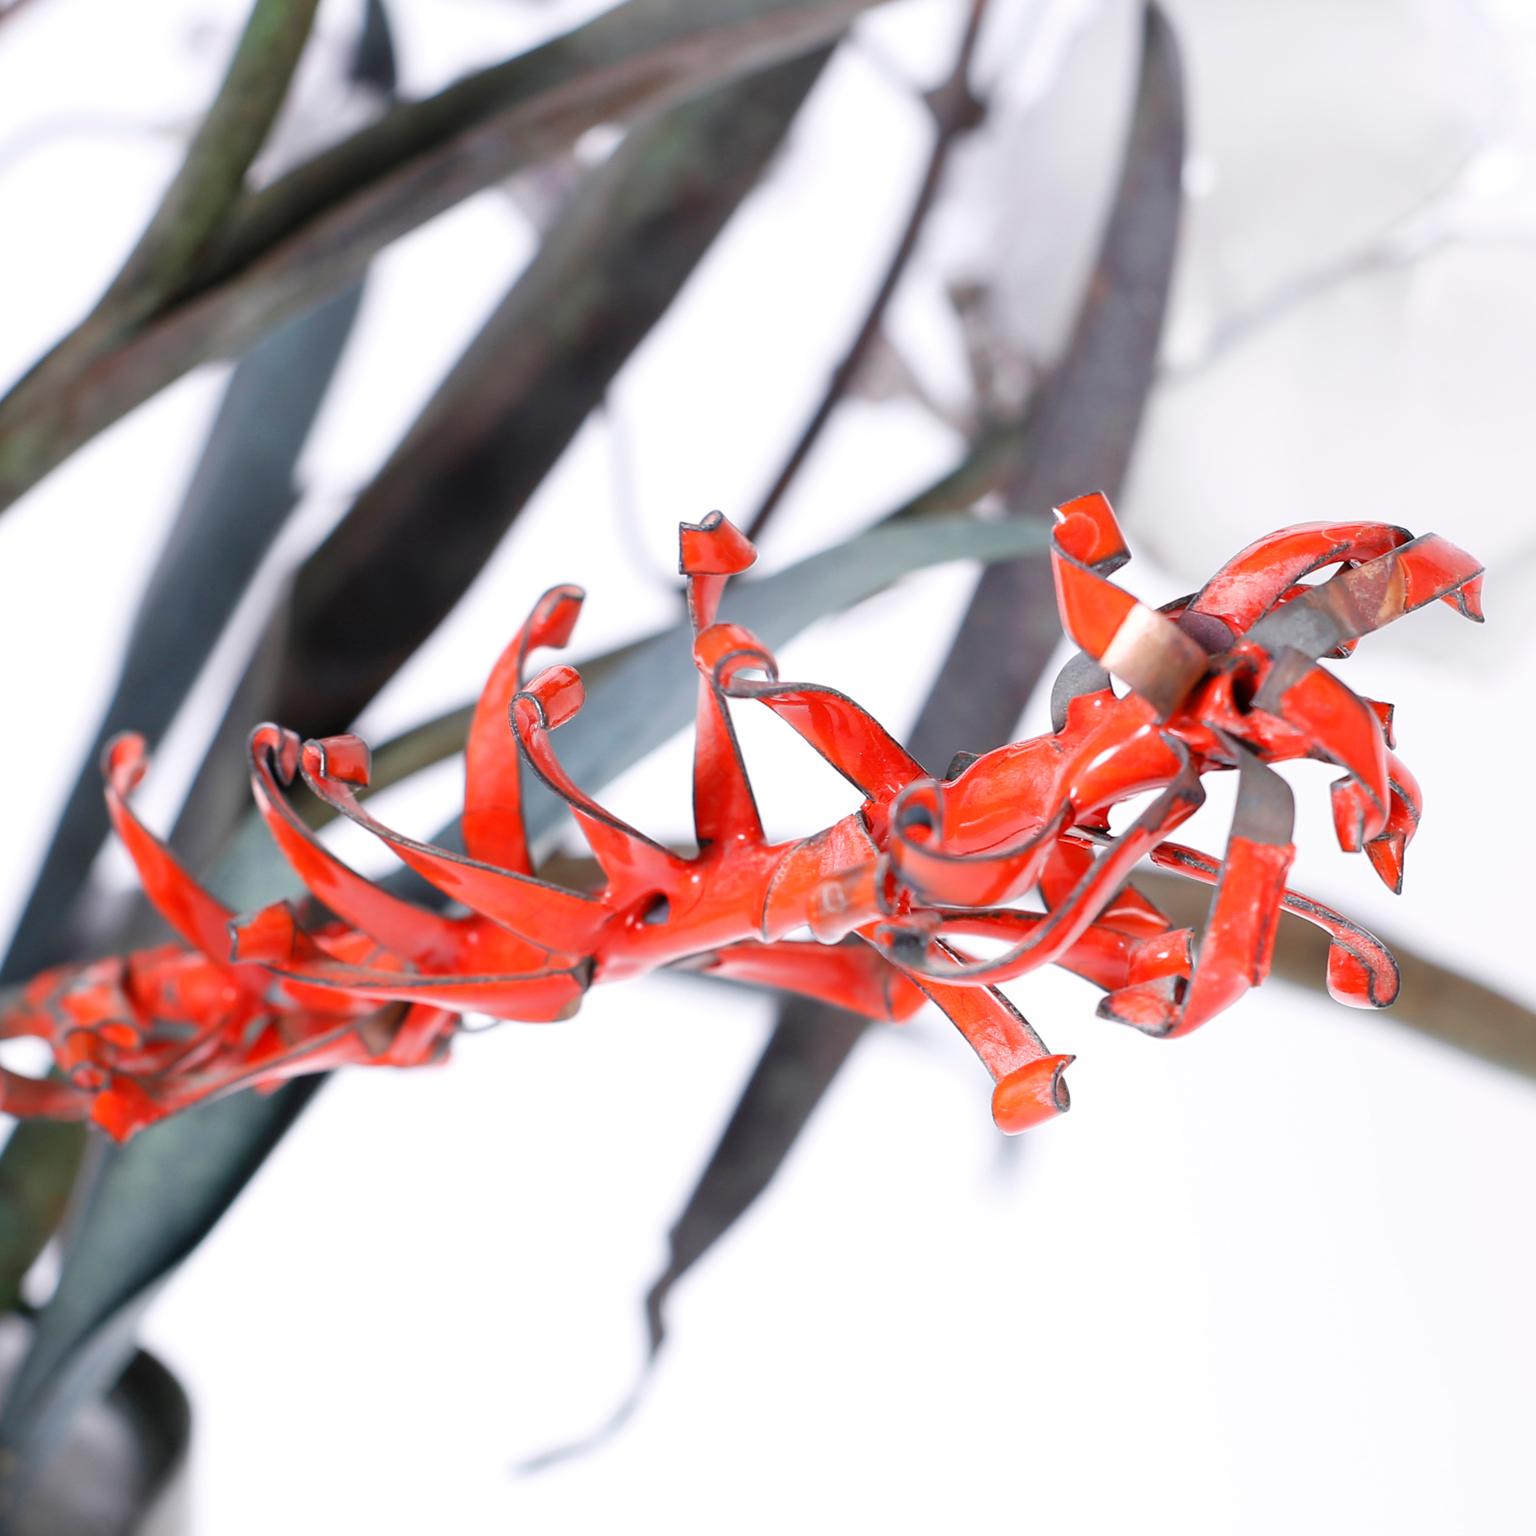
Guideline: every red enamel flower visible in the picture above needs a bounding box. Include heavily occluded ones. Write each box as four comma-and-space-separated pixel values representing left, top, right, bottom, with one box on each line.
0, 498, 1482, 1139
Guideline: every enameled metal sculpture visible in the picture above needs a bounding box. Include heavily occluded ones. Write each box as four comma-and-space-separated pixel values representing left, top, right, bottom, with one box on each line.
0, 496, 1482, 1140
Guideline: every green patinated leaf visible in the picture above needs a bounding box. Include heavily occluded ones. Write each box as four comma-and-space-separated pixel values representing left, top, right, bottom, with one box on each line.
0, 0, 887, 513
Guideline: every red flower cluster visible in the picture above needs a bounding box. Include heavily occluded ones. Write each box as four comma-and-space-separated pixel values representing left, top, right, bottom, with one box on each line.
0, 497, 1482, 1140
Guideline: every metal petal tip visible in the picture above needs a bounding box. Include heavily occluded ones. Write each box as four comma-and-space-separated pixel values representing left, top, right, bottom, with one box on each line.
1325, 941, 1400, 1010
1097, 976, 1185, 1036
101, 732, 149, 793
991, 1054, 1074, 1134
1365, 832, 1406, 895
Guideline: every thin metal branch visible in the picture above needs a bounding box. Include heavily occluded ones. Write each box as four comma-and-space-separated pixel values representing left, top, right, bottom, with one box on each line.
743, 0, 992, 540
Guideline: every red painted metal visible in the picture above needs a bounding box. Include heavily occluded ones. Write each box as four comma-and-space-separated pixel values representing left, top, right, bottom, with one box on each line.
0, 499, 1482, 1139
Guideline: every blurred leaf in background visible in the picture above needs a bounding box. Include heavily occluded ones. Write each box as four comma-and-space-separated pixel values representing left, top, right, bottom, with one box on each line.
166, 38, 842, 881
0, 0, 888, 512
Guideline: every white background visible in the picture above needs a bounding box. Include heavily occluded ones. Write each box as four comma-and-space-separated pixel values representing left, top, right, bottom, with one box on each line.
1, 0, 1534, 1531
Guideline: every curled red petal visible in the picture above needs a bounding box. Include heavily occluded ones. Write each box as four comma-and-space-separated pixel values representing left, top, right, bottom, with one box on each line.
991, 1055, 1074, 1134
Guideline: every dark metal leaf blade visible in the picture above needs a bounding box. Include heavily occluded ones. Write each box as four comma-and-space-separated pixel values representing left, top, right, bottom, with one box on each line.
628, 0, 1185, 1435
278, 47, 837, 742
0, 0, 397, 983
0, 0, 886, 513
0, 285, 364, 982
0, 1076, 322, 1496
0, 0, 322, 510
912, 0, 1184, 763
168, 45, 837, 884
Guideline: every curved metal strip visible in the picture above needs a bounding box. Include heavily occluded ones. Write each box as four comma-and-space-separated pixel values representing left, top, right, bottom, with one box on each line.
699, 623, 923, 806
1050, 492, 1208, 718
1099, 745, 1296, 1037
680, 510, 756, 633
697, 938, 925, 1022
1190, 520, 1412, 636
464, 584, 585, 872
895, 943, 1072, 1134
101, 734, 237, 963
1140, 839, 1400, 1009
230, 902, 591, 1023
511, 666, 692, 895
248, 724, 468, 968
875, 739, 1205, 984
299, 734, 606, 953
688, 625, 767, 849
1244, 532, 1484, 660
1252, 650, 1389, 845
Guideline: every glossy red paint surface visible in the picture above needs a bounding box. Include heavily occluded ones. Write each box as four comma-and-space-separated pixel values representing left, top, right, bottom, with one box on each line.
0, 501, 1482, 1139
